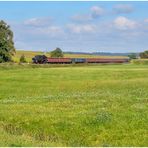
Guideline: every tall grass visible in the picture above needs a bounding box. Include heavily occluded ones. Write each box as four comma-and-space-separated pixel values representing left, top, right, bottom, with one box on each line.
0, 64, 148, 146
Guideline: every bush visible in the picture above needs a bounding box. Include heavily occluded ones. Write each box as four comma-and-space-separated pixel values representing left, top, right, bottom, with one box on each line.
19, 54, 27, 63
131, 59, 148, 65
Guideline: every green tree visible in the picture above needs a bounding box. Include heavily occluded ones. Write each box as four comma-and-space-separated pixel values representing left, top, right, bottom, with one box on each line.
0, 20, 15, 62
19, 54, 27, 63
50, 48, 64, 58
139, 50, 148, 59
128, 53, 137, 59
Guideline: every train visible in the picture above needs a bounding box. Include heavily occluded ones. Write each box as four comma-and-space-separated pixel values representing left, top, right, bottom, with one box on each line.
32, 55, 129, 64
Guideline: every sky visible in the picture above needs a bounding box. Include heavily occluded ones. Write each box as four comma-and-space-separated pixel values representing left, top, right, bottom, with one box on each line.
0, 1, 148, 53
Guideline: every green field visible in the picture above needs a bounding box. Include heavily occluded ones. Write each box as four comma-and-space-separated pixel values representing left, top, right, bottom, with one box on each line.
13, 50, 128, 62
0, 64, 148, 146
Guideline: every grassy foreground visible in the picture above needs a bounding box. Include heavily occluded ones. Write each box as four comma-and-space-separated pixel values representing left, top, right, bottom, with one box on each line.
0, 64, 148, 146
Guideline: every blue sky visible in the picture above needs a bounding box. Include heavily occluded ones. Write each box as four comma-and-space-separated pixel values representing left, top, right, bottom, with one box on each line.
0, 1, 148, 52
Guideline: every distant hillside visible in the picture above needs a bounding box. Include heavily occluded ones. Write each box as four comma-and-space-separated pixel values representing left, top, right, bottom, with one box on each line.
64, 51, 139, 56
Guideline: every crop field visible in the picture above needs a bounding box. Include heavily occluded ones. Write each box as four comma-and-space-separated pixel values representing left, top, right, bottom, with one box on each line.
0, 64, 148, 146
13, 50, 128, 62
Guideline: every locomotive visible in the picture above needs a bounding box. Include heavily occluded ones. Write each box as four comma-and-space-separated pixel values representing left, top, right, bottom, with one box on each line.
32, 55, 48, 64
32, 55, 129, 64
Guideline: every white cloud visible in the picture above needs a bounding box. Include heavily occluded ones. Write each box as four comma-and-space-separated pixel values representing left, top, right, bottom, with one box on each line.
36, 26, 63, 35
114, 16, 137, 30
72, 14, 92, 22
91, 6, 104, 18
67, 24, 96, 34
11, 14, 148, 52
113, 4, 134, 14
144, 18, 148, 23
24, 17, 52, 27
71, 6, 104, 22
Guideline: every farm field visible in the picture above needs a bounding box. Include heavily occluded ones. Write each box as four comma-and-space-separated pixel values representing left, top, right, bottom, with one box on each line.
0, 64, 148, 146
13, 50, 128, 62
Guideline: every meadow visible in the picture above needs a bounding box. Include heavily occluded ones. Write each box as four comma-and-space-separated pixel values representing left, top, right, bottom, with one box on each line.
0, 64, 148, 146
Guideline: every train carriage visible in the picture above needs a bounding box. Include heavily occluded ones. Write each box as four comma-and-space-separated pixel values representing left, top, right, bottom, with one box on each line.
86, 58, 129, 63
72, 58, 86, 63
47, 58, 72, 64
32, 55, 129, 64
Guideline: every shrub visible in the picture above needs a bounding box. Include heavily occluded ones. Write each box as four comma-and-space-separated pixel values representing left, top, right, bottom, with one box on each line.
131, 59, 148, 65
19, 54, 27, 63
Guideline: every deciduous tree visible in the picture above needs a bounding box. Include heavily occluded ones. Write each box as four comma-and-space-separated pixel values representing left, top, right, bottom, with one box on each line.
139, 50, 148, 59
50, 48, 64, 58
0, 20, 15, 62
